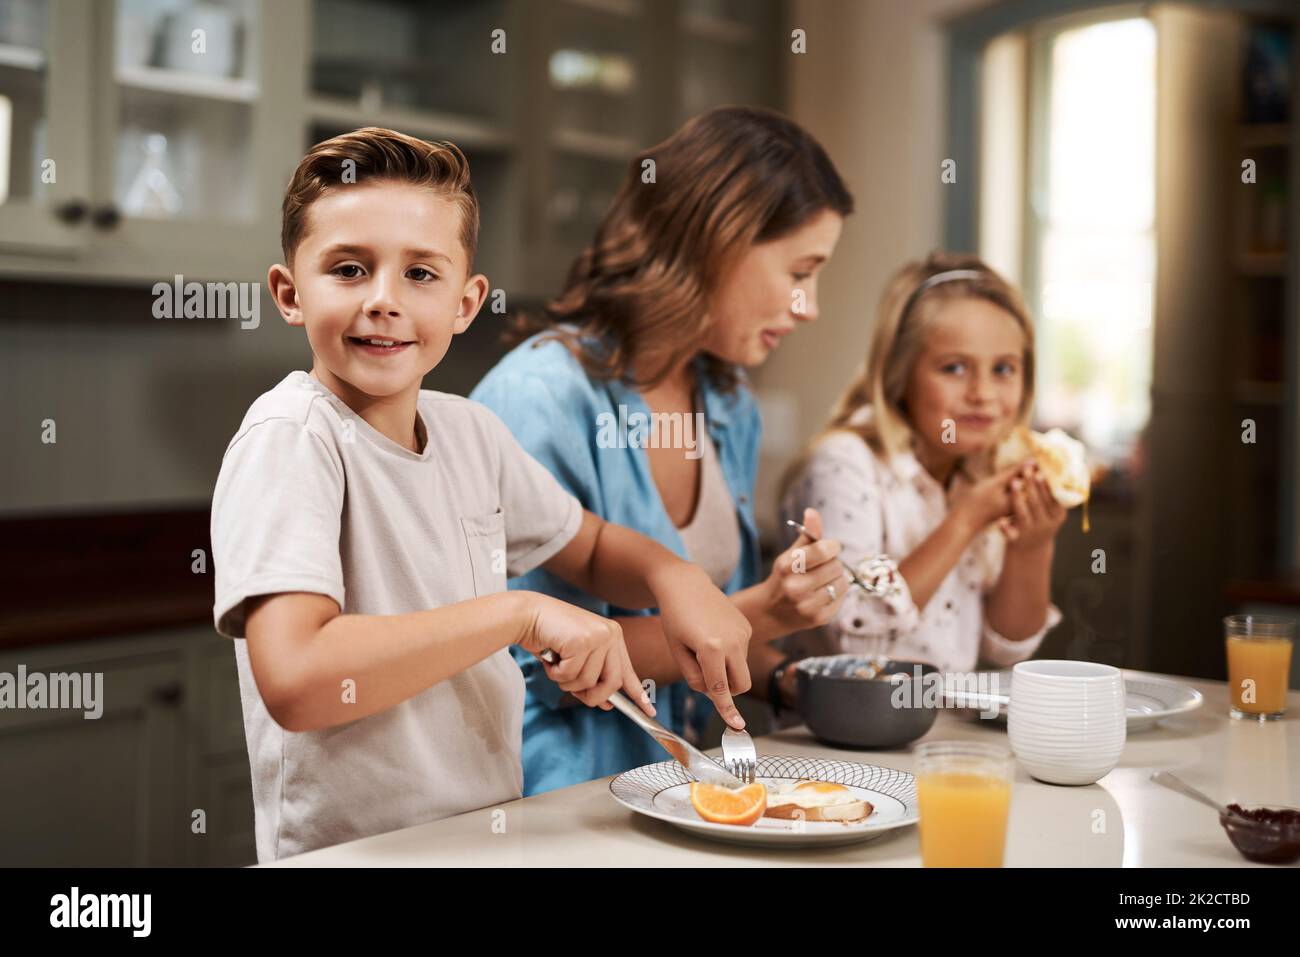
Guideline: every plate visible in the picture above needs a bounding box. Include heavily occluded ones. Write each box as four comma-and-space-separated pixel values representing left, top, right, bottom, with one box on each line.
609, 754, 918, 848
942, 670, 1203, 731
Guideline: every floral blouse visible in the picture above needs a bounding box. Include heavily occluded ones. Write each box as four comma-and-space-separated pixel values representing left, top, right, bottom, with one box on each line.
780, 428, 1061, 674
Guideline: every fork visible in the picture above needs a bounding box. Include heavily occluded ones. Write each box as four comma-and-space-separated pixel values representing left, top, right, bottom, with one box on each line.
721, 726, 757, 784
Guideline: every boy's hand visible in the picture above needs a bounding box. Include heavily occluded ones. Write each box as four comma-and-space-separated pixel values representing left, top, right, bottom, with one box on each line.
516, 593, 655, 716
650, 563, 753, 729
998, 467, 1067, 551
763, 507, 850, 632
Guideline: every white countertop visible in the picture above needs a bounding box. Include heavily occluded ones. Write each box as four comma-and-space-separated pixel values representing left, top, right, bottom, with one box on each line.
266, 672, 1299, 867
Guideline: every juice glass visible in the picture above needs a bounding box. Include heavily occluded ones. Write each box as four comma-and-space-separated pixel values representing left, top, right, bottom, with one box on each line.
915, 741, 1013, 867
1225, 615, 1294, 721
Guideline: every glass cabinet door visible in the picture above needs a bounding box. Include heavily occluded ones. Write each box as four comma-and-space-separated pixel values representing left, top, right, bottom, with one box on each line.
678, 0, 780, 127
305, 0, 521, 292
546, 0, 644, 149
0, 0, 49, 208
0, 0, 94, 251
109, 0, 260, 224
310, 0, 513, 127
531, 0, 649, 293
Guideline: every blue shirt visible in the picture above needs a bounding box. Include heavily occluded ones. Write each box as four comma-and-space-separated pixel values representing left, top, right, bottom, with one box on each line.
470, 333, 763, 794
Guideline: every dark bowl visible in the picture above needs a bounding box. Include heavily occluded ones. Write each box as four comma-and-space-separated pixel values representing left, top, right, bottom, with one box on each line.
1219, 804, 1300, 864
795, 655, 940, 749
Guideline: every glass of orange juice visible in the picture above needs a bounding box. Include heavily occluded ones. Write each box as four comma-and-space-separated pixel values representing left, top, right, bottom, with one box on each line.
1225, 615, 1294, 721
915, 741, 1013, 867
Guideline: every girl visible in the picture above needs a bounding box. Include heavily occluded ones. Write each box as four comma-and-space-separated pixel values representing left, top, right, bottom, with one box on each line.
781, 253, 1064, 675
472, 107, 855, 794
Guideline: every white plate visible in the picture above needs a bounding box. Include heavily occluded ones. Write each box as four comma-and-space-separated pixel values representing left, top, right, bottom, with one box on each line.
942, 670, 1203, 731
609, 754, 918, 848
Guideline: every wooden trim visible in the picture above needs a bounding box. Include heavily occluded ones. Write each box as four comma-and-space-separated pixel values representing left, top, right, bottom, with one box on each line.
0, 508, 214, 648
1225, 578, 1300, 606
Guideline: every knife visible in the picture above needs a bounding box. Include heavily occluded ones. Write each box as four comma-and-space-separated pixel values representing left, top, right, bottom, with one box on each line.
537, 648, 744, 788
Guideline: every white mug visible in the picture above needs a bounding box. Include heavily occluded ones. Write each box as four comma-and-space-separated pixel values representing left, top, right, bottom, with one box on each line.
1008, 660, 1126, 785
160, 3, 238, 78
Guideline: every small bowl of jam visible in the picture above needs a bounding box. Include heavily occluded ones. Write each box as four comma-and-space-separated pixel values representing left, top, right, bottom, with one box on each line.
1218, 803, 1300, 864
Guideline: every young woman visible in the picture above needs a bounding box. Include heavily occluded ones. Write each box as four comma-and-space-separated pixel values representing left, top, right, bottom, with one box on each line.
471, 106, 854, 794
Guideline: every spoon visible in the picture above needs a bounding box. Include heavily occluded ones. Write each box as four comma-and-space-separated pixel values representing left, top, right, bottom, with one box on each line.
1149, 770, 1244, 820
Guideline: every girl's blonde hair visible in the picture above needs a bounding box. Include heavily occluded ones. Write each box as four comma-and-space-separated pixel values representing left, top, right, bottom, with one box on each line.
784, 252, 1036, 494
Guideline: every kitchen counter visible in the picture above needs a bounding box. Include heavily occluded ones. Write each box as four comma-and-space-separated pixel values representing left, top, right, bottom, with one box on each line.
265, 672, 1299, 867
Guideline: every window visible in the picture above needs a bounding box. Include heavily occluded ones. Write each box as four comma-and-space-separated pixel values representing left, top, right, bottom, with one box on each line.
1033, 16, 1156, 464
984, 14, 1157, 467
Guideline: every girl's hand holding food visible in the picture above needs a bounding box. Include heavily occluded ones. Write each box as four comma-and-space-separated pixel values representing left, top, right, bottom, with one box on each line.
998, 464, 1067, 550
954, 462, 1024, 533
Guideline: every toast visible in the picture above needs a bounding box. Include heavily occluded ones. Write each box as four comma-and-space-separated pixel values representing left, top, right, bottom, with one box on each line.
764, 799, 873, 822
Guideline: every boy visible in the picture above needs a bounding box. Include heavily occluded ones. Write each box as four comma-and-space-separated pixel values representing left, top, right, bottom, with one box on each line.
211, 128, 752, 862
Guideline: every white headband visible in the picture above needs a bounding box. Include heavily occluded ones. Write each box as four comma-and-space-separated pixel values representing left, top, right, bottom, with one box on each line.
901, 269, 986, 321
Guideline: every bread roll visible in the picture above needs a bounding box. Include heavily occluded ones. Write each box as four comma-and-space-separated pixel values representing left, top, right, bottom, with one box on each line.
994, 426, 1089, 509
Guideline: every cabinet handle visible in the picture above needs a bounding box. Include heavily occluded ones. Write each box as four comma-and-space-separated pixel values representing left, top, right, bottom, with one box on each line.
151, 682, 184, 707
54, 200, 88, 225
91, 204, 121, 230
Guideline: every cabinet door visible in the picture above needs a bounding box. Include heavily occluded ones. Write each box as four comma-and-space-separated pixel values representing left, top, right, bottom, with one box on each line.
0, 0, 308, 282
0, 0, 94, 254
194, 754, 255, 867
524, 0, 657, 295
197, 637, 246, 757
188, 638, 255, 866
83, 0, 303, 282
0, 647, 188, 866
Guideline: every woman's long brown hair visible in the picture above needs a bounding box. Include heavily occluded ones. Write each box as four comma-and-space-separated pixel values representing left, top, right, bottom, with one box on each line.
505, 106, 853, 391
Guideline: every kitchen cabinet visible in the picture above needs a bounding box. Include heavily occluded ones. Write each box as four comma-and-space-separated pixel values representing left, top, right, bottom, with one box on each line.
1226, 17, 1299, 581
1141, 8, 1300, 678
0, 0, 304, 285
0, 625, 255, 867
187, 636, 255, 866
515, 0, 782, 294
0, 0, 784, 298
0, 0, 94, 254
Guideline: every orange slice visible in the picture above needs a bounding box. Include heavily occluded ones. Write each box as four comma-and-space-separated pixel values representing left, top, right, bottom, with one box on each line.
689, 782, 767, 826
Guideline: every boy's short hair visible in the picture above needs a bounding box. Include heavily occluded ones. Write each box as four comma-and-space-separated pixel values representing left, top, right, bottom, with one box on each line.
281, 126, 479, 270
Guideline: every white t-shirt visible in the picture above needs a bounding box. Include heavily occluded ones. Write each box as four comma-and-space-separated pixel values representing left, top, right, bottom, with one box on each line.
211, 370, 582, 862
